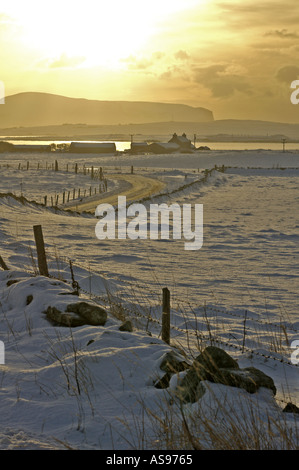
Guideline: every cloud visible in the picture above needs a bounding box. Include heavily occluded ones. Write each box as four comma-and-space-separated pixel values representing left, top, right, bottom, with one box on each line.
276, 65, 299, 83
49, 53, 85, 69
192, 64, 252, 98
174, 50, 190, 60
122, 52, 166, 72
265, 29, 299, 39
152, 51, 165, 60
215, 0, 299, 29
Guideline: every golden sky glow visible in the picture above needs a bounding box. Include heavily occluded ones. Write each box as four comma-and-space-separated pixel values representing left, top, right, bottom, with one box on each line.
1, 0, 299, 122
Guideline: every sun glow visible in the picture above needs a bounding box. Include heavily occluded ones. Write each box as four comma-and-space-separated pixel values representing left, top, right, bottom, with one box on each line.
4, 0, 202, 68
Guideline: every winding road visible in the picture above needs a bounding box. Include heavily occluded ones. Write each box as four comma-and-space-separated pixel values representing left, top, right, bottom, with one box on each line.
64, 173, 166, 213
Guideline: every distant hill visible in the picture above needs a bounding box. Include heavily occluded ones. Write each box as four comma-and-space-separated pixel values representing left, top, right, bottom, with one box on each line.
1, 119, 299, 142
0, 92, 214, 128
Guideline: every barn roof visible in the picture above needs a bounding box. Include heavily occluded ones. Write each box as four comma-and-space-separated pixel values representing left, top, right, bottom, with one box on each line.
131, 142, 148, 147
148, 142, 180, 153
70, 142, 116, 148
151, 143, 180, 149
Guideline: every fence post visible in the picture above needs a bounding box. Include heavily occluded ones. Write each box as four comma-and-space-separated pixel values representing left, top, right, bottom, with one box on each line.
162, 287, 170, 344
55, 160, 58, 172
33, 225, 49, 277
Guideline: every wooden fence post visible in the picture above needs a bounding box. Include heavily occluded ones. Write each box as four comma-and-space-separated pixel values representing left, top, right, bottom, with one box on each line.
162, 287, 170, 344
33, 225, 49, 277
55, 160, 58, 172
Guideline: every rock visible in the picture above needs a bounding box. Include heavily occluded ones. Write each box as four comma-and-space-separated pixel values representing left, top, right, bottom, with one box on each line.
283, 402, 299, 414
175, 347, 276, 403
45, 301, 108, 327
66, 301, 107, 326
45, 306, 85, 327
194, 346, 239, 372
154, 372, 172, 389
7, 279, 19, 287
242, 367, 276, 395
26, 295, 33, 305
159, 351, 190, 374
154, 351, 190, 390
214, 367, 277, 395
119, 320, 133, 332
175, 368, 204, 403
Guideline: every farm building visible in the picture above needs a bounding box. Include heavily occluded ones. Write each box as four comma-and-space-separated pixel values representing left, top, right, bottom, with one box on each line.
69, 142, 116, 154
0, 141, 14, 153
130, 142, 149, 154
168, 133, 195, 150
148, 142, 180, 154
11, 144, 52, 152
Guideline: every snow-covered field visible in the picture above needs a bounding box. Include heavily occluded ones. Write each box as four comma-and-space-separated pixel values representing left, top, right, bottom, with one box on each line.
0, 148, 298, 450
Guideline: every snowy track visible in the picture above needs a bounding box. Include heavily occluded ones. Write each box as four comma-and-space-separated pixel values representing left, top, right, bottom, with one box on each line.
64, 173, 166, 213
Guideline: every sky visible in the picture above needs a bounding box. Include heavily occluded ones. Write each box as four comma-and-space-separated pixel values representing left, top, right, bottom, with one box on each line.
1, 0, 299, 122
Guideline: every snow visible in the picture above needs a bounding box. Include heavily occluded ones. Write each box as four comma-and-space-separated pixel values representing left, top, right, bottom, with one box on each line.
0, 148, 298, 450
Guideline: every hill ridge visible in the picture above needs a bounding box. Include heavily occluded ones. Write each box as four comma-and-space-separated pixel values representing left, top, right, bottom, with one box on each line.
0, 91, 214, 127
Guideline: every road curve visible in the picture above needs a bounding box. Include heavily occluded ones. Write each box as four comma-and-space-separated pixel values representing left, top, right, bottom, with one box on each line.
64, 173, 166, 213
